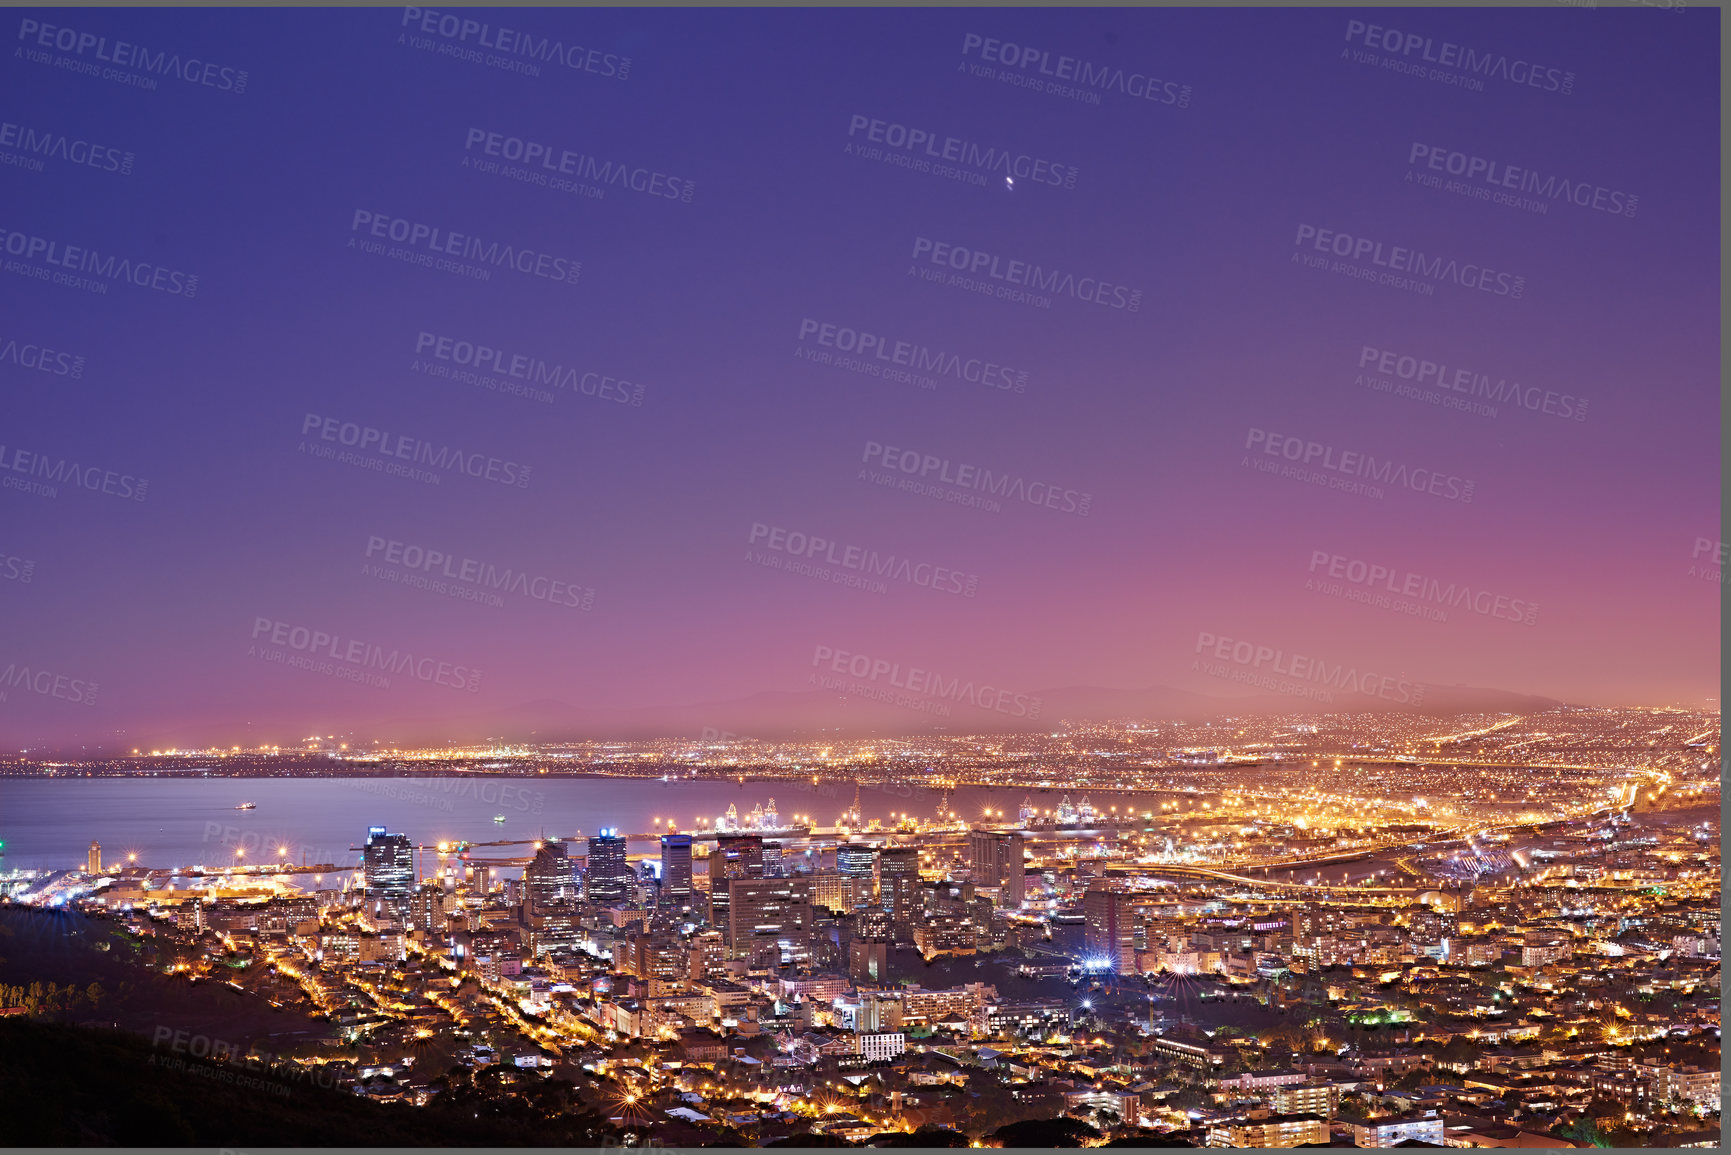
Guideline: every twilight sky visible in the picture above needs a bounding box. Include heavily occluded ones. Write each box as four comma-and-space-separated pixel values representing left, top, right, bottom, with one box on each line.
0, 6, 1719, 753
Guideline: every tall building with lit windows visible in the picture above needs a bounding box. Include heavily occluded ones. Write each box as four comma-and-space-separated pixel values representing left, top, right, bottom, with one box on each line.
86, 840, 102, 875
709, 833, 765, 937
725, 875, 814, 965
833, 842, 877, 910
524, 840, 576, 912
969, 829, 1025, 908
586, 829, 630, 905
362, 826, 415, 900
837, 842, 876, 879
660, 833, 694, 905
878, 846, 921, 930
1083, 885, 1138, 975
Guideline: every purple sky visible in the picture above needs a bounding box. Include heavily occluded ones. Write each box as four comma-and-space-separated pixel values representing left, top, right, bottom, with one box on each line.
0, 6, 1719, 753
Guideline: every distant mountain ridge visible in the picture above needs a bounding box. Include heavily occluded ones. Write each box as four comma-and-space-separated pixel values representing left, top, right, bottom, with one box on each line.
62, 683, 1573, 756
452, 682, 1567, 743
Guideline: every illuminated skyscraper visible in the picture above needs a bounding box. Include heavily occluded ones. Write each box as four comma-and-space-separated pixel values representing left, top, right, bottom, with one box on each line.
969, 829, 1026, 908
878, 845, 921, 929
363, 826, 415, 899
709, 833, 765, 937
837, 842, 875, 879
716, 834, 764, 878
833, 842, 877, 911
406, 883, 449, 935
1083, 886, 1138, 975
660, 833, 694, 904
86, 840, 101, 875
586, 829, 629, 904
725, 874, 813, 964
524, 840, 576, 913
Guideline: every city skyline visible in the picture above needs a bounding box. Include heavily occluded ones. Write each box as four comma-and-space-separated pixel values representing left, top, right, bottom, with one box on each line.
0, 5, 1718, 1146
1, 707, 1716, 1146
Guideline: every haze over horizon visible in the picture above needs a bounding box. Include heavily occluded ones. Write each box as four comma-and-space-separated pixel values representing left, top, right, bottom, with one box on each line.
1, 6, 1718, 756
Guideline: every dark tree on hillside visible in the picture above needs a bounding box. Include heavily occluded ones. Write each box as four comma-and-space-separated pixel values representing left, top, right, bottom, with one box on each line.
869, 1125, 969, 1147
989, 1116, 1101, 1147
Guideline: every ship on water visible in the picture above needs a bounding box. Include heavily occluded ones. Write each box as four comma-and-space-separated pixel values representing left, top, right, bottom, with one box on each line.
235, 802, 255, 810
710, 798, 807, 836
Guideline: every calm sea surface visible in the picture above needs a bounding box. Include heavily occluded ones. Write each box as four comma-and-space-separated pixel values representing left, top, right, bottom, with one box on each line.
0, 776, 1139, 872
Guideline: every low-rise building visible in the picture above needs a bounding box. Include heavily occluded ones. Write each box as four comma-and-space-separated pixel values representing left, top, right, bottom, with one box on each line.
1207, 1113, 1330, 1148
1351, 1110, 1445, 1148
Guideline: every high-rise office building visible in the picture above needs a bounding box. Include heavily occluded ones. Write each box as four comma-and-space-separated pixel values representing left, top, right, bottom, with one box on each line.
878, 846, 921, 929
406, 883, 449, 935
849, 938, 888, 983
710, 833, 765, 937
809, 871, 860, 914
586, 829, 629, 905
832, 842, 876, 910
363, 827, 415, 899
524, 840, 576, 913
1083, 886, 1139, 975
725, 875, 814, 964
631, 931, 687, 984
661, 833, 694, 904
969, 829, 1026, 908
715, 834, 764, 878
86, 840, 102, 875
837, 842, 876, 879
